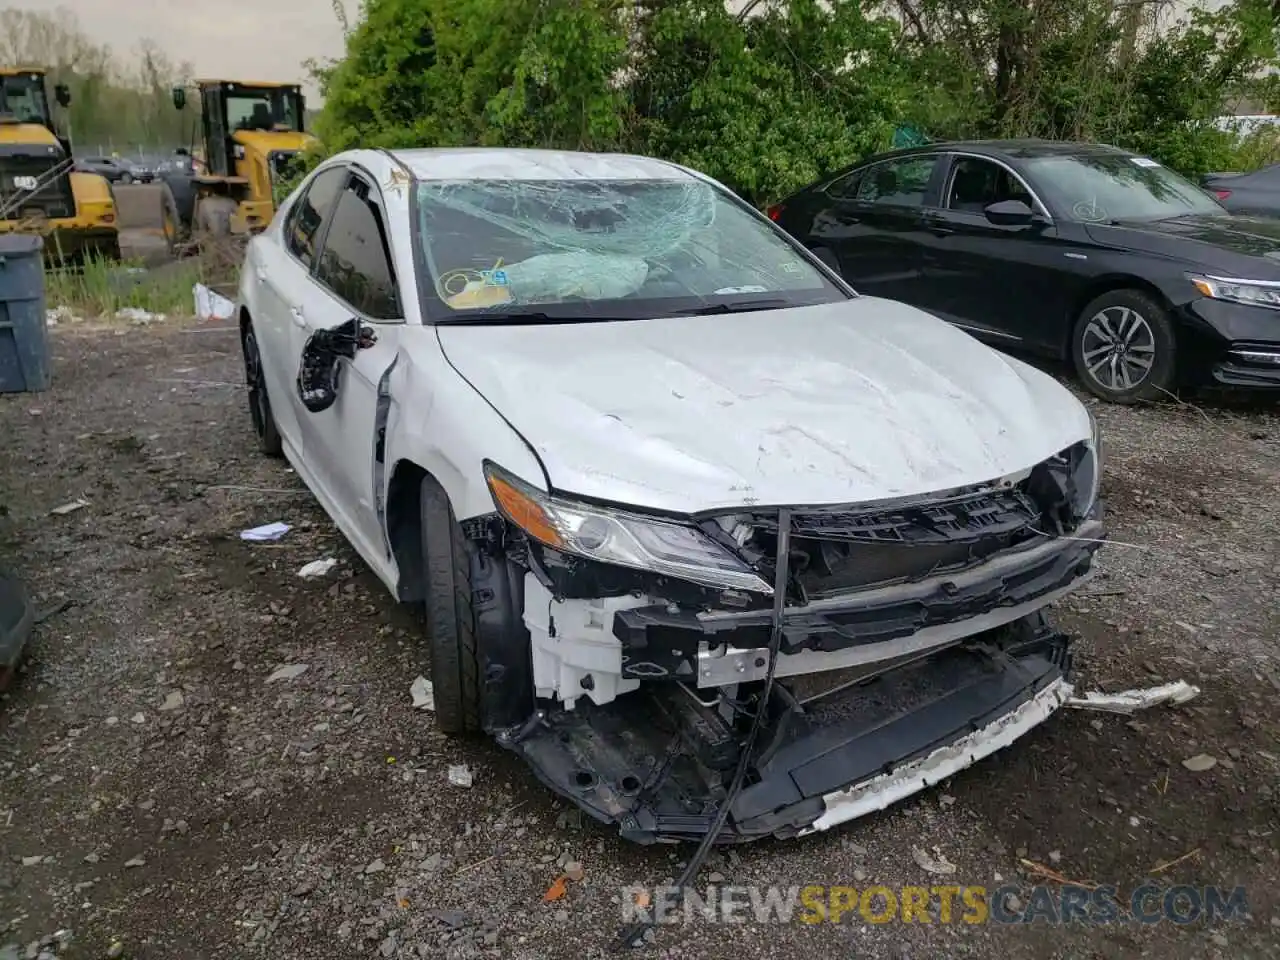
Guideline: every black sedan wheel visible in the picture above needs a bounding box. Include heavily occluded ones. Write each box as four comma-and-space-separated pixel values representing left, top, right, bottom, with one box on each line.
1071, 289, 1177, 404
241, 324, 284, 457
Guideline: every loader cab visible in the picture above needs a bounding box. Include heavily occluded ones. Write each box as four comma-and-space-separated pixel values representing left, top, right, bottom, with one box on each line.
0, 69, 78, 223
0, 70, 72, 151
190, 81, 306, 178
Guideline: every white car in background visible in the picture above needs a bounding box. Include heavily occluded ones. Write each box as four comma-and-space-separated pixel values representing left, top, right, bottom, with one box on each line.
236, 147, 1105, 843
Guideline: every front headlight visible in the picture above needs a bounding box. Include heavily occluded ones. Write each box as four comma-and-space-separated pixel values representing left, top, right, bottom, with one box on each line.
484, 462, 773, 594
1189, 274, 1280, 310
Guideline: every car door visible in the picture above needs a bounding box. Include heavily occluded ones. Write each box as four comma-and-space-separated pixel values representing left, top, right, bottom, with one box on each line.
804, 154, 943, 302
249, 164, 348, 455
914, 153, 1092, 355
293, 168, 405, 559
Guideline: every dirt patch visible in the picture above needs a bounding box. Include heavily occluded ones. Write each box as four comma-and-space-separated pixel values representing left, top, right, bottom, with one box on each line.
0, 325, 1278, 959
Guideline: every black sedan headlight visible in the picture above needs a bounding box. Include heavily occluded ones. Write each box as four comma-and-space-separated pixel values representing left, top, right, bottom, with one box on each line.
1190, 274, 1280, 310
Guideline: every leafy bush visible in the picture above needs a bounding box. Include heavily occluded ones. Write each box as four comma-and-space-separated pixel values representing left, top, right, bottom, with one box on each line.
305, 0, 1280, 201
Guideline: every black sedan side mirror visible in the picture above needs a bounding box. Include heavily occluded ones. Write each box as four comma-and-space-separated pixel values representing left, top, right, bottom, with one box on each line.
984, 199, 1035, 227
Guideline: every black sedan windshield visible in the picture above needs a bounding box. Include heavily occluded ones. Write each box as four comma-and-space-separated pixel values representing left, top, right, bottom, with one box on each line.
1026, 154, 1224, 223
413, 178, 846, 321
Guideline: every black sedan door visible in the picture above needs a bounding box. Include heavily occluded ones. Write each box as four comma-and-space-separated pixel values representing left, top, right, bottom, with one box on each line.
791, 153, 943, 302
913, 153, 1094, 355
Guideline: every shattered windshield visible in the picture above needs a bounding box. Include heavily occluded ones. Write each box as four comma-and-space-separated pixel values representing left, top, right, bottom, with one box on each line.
413, 178, 846, 321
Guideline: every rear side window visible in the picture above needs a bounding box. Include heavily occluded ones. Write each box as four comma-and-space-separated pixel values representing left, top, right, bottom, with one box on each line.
286, 166, 347, 270
825, 169, 864, 200
852, 156, 938, 207
314, 176, 401, 320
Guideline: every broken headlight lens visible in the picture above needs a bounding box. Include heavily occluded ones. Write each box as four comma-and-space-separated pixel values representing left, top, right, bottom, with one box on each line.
1189, 274, 1280, 310
1075, 416, 1102, 518
483, 462, 773, 594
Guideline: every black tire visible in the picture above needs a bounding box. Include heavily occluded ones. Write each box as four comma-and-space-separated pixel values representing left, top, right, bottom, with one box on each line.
160, 182, 189, 257
120, 172, 133, 185
241, 322, 283, 457
196, 196, 237, 239
1071, 288, 1177, 404
420, 479, 483, 735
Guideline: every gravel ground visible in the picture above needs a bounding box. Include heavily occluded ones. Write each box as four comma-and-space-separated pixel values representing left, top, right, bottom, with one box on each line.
1, 322, 1279, 960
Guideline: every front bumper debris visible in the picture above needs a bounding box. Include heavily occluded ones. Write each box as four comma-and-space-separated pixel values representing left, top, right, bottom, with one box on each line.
614, 519, 1100, 686
497, 616, 1073, 843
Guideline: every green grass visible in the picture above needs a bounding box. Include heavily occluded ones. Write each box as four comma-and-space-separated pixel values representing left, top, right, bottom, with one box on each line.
44, 253, 204, 319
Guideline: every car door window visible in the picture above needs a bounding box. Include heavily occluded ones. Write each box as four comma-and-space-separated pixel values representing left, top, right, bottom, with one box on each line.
853, 157, 938, 206
286, 167, 347, 270
313, 175, 402, 321
945, 157, 1036, 214
825, 168, 864, 200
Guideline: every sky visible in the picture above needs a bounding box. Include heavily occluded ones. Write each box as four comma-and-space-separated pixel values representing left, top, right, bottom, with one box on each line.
53, 0, 348, 99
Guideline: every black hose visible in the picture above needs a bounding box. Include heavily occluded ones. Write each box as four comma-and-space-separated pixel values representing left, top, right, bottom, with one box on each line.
612, 508, 793, 951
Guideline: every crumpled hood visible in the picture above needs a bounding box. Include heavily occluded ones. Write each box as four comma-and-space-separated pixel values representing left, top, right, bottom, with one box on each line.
437, 297, 1093, 514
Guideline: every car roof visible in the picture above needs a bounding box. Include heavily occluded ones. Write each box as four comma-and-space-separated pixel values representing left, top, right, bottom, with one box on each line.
387, 147, 697, 182
885, 138, 1135, 162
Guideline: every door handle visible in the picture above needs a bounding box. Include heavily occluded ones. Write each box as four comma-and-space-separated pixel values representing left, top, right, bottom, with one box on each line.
290, 305, 307, 328
255, 265, 268, 282
924, 215, 954, 236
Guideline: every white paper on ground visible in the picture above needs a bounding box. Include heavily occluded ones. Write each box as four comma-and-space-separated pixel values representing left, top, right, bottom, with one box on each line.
240, 521, 290, 542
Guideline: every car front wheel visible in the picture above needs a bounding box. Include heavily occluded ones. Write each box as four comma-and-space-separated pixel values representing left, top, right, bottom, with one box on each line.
419, 478, 484, 735
1071, 289, 1177, 404
241, 323, 283, 456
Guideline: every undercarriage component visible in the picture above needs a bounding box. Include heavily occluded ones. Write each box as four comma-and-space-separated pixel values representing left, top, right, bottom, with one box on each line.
496, 614, 1072, 843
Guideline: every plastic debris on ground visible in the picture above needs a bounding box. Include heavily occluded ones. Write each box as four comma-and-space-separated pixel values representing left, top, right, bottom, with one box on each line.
911, 846, 957, 875
1065, 680, 1200, 715
1182, 753, 1218, 772
194, 283, 236, 322
543, 875, 568, 902
297, 557, 339, 579
240, 521, 290, 542
410, 676, 435, 711
266, 663, 309, 683
49, 499, 89, 516
115, 307, 167, 325
45, 305, 81, 327
448, 765, 473, 788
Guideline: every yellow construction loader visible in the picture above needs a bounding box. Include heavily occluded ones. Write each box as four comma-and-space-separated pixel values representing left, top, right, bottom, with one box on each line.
160, 80, 315, 256
0, 67, 119, 263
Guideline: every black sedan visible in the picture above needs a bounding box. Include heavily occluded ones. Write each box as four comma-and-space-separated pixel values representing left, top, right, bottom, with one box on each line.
74, 156, 143, 184
1202, 163, 1280, 218
770, 139, 1280, 402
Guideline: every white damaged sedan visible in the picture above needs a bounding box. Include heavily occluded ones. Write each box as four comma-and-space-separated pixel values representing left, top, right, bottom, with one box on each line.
237, 147, 1105, 843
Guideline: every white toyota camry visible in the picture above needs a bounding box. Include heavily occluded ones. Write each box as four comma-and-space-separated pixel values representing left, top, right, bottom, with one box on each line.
237, 147, 1105, 844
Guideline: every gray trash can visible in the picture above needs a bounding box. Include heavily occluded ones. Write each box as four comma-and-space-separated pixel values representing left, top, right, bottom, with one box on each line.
0, 233, 50, 393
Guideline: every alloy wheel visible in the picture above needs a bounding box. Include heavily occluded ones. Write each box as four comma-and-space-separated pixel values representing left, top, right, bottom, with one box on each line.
1079, 306, 1157, 393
